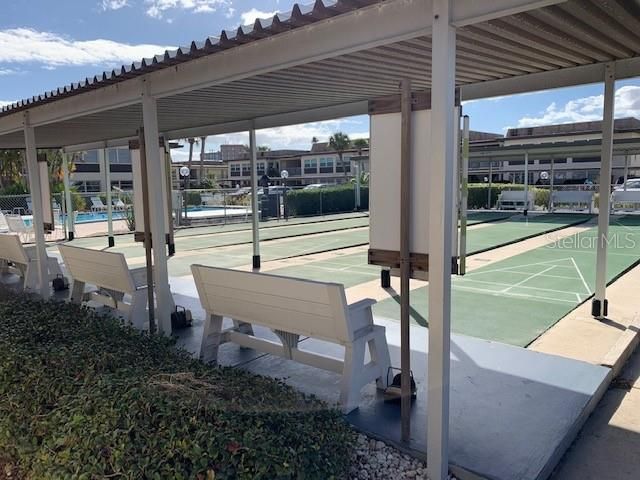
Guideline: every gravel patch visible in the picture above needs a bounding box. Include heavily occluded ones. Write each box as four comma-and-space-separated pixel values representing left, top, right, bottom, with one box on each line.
349, 434, 458, 480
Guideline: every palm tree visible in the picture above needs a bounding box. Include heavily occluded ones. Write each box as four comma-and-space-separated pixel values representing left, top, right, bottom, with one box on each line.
198, 136, 206, 186
257, 146, 271, 152
311, 136, 319, 145
329, 132, 351, 179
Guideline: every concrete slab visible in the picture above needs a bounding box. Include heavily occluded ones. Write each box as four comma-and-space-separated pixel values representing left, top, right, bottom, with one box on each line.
229, 316, 610, 480
552, 350, 640, 480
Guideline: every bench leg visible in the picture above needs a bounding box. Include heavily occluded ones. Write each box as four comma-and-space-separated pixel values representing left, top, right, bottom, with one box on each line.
340, 339, 366, 414
201, 314, 224, 364
23, 264, 37, 291
70, 280, 85, 304
129, 290, 148, 330
46, 256, 63, 280
369, 328, 391, 390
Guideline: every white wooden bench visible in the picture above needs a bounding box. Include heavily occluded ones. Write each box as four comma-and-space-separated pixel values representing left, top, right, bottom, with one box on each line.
610, 190, 640, 212
191, 265, 391, 413
0, 233, 63, 291
496, 190, 534, 210
551, 190, 594, 213
58, 245, 149, 328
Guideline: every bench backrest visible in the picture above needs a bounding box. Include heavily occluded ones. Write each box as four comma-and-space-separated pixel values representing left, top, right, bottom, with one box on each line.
552, 191, 593, 203
59, 245, 135, 294
498, 190, 533, 202
191, 265, 354, 344
611, 190, 640, 202
0, 234, 29, 265
0, 213, 8, 232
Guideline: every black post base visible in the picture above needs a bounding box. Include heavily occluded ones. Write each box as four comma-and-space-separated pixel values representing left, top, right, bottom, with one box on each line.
591, 298, 609, 318
381, 269, 391, 288
108, 236, 115, 248
523, 209, 528, 217
68, 231, 75, 241
168, 243, 176, 257
253, 255, 261, 269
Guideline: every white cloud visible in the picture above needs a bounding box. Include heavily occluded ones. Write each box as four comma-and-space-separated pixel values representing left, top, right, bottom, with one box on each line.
0, 100, 15, 108
240, 8, 277, 26
515, 85, 640, 128
225, 7, 235, 18
144, 0, 228, 19
0, 28, 173, 68
0, 68, 19, 76
100, 0, 129, 11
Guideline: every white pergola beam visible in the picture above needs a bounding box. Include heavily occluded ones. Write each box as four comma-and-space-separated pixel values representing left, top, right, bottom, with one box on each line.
427, 0, 456, 478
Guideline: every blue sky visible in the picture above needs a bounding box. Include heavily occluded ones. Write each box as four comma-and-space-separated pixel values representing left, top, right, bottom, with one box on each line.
1, 0, 639, 157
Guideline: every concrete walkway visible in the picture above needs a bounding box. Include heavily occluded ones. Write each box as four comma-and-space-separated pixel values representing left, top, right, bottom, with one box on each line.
552, 348, 640, 480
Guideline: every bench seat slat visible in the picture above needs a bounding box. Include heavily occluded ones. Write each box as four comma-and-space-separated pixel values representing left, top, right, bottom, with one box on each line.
199, 283, 335, 317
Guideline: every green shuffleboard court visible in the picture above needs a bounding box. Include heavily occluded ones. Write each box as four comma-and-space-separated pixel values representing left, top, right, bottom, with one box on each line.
373, 216, 640, 347
266, 213, 592, 289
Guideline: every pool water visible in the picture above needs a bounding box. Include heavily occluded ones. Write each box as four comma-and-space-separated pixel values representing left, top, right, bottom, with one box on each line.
23, 211, 127, 226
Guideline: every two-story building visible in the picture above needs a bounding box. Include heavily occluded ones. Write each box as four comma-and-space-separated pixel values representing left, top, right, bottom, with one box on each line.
468, 117, 640, 186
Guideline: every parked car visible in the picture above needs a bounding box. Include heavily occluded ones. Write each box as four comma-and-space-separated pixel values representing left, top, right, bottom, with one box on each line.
303, 183, 329, 190
613, 179, 640, 191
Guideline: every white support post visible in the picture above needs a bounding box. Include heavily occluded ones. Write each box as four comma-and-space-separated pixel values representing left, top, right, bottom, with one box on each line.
62, 152, 75, 240
99, 148, 114, 247
549, 156, 555, 211
428, 0, 455, 478
23, 114, 50, 299
623, 154, 629, 190
524, 150, 529, 215
593, 63, 615, 319
142, 84, 174, 335
250, 126, 261, 269
459, 115, 469, 275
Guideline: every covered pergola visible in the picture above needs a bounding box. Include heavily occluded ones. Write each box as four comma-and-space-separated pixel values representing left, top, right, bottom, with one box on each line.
1, 1, 640, 478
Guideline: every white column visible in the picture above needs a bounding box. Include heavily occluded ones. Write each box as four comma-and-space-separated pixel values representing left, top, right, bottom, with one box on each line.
428, 0, 455, 478
250, 126, 261, 269
593, 63, 615, 319
623, 154, 629, 190
99, 148, 114, 246
62, 152, 75, 240
23, 114, 50, 298
524, 151, 529, 214
142, 85, 173, 335
549, 156, 555, 211
459, 115, 469, 275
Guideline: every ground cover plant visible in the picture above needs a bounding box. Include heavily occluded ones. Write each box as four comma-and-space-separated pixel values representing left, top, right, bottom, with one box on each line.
0, 296, 354, 479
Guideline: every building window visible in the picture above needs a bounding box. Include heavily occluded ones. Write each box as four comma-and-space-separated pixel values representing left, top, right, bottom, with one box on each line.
257, 162, 266, 175
80, 151, 99, 163
336, 157, 351, 173
319, 157, 334, 173
230, 164, 241, 177
304, 159, 318, 174
73, 181, 101, 193
111, 180, 133, 191
242, 163, 251, 176
107, 148, 131, 164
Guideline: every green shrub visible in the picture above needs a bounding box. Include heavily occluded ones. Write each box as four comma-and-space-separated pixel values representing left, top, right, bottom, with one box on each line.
0, 297, 354, 479
286, 185, 369, 216
186, 191, 202, 207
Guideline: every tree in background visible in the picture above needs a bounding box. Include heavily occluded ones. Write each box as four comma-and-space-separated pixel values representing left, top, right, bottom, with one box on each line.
257, 145, 271, 152
353, 138, 369, 150
0, 149, 25, 191
329, 132, 351, 179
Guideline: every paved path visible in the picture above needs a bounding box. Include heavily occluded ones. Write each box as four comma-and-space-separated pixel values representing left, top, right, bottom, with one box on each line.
552, 348, 640, 480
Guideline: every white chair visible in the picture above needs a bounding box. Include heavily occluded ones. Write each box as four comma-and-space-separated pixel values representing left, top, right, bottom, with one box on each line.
192, 265, 391, 413
112, 198, 126, 210
0, 234, 63, 292
90, 197, 107, 212
5, 215, 34, 243
0, 212, 8, 233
